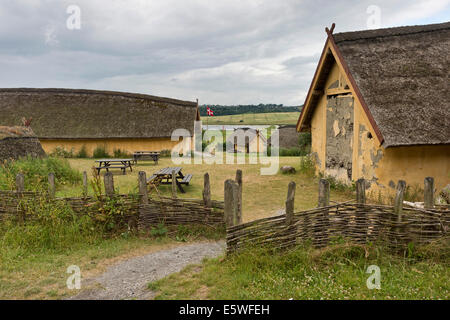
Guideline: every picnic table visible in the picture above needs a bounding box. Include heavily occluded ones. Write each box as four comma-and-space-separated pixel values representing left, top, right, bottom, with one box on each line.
95, 158, 133, 175
147, 166, 192, 193
133, 151, 160, 164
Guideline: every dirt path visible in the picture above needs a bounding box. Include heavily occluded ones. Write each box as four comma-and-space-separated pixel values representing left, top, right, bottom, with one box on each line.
68, 240, 225, 300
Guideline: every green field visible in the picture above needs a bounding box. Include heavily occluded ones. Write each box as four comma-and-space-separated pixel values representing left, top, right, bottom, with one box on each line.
201, 112, 300, 125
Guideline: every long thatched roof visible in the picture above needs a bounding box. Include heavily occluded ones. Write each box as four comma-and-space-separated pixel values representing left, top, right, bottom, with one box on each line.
0, 88, 199, 139
298, 21, 450, 147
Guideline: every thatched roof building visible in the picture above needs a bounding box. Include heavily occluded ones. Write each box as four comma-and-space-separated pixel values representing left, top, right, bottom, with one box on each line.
0, 126, 46, 161
0, 88, 200, 156
268, 125, 300, 149
226, 128, 267, 153
296, 21, 450, 200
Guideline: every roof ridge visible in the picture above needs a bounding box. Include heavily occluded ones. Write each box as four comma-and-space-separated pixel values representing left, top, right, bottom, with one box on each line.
333, 21, 450, 43
0, 88, 197, 107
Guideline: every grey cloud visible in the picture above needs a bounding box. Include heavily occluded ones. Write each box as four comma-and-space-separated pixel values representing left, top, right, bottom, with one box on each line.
0, 0, 448, 105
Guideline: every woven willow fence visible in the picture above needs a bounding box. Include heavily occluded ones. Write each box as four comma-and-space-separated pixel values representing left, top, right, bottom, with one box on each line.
225, 177, 449, 254
0, 171, 225, 230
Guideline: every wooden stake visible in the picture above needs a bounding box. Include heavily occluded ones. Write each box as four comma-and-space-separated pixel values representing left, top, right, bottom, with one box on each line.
203, 173, 212, 208
138, 171, 148, 205
82, 171, 88, 198
104, 172, 115, 197
356, 178, 366, 204
16, 173, 24, 193
171, 170, 177, 198
394, 180, 406, 220
318, 179, 330, 207
424, 177, 434, 209
285, 181, 296, 226
48, 173, 55, 198
224, 179, 239, 227
235, 169, 243, 223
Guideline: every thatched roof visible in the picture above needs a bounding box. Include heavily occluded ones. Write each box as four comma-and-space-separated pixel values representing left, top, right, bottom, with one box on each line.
268, 125, 300, 148
298, 22, 450, 147
0, 88, 199, 139
0, 126, 46, 161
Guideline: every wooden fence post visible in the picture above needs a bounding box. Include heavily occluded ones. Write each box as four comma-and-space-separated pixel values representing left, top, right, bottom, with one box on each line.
318, 179, 330, 207
424, 177, 434, 209
224, 179, 240, 227
203, 173, 212, 208
394, 180, 406, 218
393, 180, 406, 242
104, 172, 115, 197
48, 173, 55, 198
16, 173, 24, 193
235, 169, 243, 223
356, 178, 366, 204
138, 171, 148, 205
355, 178, 367, 243
285, 181, 296, 226
16, 173, 25, 223
317, 179, 330, 247
82, 171, 88, 198
171, 170, 177, 198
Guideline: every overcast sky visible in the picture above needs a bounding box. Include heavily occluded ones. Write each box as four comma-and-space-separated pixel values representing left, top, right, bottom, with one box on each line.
0, 0, 448, 105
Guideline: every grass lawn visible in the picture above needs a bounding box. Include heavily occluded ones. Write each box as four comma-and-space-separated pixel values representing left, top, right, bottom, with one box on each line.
149, 241, 450, 300
64, 156, 353, 222
201, 112, 300, 125
0, 235, 182, 299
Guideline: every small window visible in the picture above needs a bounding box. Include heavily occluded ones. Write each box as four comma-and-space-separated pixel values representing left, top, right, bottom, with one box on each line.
367, 132, 373, 139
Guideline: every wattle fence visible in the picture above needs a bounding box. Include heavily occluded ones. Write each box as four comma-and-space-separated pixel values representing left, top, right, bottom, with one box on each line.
1, 170, 448, 254
224, 176, 449, 254
0, 171, 225, 230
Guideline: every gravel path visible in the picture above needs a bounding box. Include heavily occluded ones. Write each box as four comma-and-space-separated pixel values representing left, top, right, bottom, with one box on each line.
69, 241, 225, 300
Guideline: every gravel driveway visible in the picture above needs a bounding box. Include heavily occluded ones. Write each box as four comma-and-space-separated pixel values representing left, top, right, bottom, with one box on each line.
68, 240, 225, 300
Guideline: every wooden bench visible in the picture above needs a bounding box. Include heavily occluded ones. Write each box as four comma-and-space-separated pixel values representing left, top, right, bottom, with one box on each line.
180, 174, 193, 185
95, 165, 128, 175
146, 167, 193, 193
95, 159, 134, 175
133, 151, 160, 164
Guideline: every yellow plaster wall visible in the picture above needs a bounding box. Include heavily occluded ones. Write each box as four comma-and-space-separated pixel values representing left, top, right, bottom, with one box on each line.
40, 138, 189, 157
310, 61, 346, 173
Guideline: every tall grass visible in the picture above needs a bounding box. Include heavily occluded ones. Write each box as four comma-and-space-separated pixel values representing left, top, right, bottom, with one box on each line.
150, 240, 450, 300
0, 156, 81, 191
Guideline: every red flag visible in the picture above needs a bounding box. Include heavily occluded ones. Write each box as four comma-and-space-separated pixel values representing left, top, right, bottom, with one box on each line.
206, 106, 214, 116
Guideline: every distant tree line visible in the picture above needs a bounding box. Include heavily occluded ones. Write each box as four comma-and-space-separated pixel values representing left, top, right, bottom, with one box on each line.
199, 104, 302, 116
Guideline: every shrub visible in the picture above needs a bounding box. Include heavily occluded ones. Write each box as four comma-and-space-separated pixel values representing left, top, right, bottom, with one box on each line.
160, 149, 171, 158
298, 132, 311, 155
76, 145, 88, 158
0, 156, 81, 191
320, 174, 355, 192
93, 146, 110, 158
279, 147, 302, 157
299, 154, 315, 176
113, 148, 130, 158
0, 197, 98, 252
49, 146, 74, 158
150, 223, 168, 237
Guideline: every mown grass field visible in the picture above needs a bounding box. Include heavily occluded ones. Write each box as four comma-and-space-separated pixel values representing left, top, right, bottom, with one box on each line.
64, 156, 352, 222
201, 112, 300, 125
